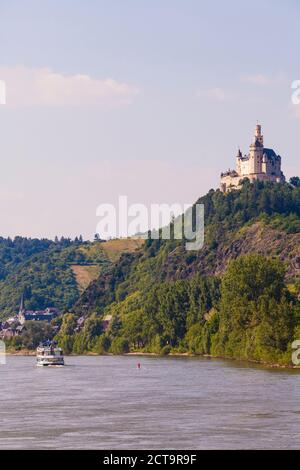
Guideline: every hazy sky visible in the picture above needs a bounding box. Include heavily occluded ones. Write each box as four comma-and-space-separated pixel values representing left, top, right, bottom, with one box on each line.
0, 0, 299, 239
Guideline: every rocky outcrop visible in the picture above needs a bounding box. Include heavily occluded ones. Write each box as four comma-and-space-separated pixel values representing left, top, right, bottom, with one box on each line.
163, 222, 300, 281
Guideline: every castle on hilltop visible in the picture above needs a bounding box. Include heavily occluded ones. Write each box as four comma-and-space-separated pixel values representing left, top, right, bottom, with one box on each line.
220, 124, 286, 192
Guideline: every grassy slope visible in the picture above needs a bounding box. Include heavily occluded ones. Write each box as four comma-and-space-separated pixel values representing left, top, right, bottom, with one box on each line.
71, 239, 144, 292
100, 239, 144, 262
0, 238, 144, 319
71, 265, 102, 293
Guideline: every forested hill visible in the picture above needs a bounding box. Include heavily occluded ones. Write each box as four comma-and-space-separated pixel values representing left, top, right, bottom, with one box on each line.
4, 179, 300, 366
0, 236, 143, 319
75, 179, 300, 316
53, 179, 300, 366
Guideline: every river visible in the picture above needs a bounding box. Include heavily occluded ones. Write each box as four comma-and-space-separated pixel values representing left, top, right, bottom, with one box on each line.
0, 355, 299, 449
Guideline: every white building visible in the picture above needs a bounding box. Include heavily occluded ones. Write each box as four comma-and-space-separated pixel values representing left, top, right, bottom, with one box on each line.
220, 124, 286, 192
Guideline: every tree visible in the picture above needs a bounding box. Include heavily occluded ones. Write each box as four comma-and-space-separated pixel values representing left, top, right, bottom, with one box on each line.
212, 254, 297, 363
110, 337, 129, 354
93, 335, 111, 354
55, 314, 77, 353
290, 176, 300, 188
20, 321, 55, 349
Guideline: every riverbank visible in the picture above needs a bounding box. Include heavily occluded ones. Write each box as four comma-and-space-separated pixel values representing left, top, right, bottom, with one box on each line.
6, 349, 35, 356
126, 352, 300, 370
5, 348, 300, 369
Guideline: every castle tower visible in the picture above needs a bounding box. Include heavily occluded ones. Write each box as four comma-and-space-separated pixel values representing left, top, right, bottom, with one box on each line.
236, 149, 242, 175
249, 124, 264, 174
255, 124, 264, 147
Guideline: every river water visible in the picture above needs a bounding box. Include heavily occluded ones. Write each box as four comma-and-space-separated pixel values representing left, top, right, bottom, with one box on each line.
0, 355, 299, 449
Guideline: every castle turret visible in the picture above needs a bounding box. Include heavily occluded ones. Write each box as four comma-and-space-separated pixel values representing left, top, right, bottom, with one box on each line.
254, 124, 264, 147
236, 149, 242, 175
249, 124, 264, 174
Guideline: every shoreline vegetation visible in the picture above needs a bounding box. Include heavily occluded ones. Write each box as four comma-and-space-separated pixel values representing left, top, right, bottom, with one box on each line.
3, 181, 300, 371
5, 349, 300, 370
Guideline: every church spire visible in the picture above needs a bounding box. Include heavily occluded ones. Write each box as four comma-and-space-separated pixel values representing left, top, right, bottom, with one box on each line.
19, 293, 25, 314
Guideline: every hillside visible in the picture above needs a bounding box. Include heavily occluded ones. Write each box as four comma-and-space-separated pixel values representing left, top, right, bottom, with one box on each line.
0, 237, 143, 319
73, 180, 300, 315
160, 219, 300, 281
52, 180, 300, 366
5, 180, 300, 366
70, 239, 144, 292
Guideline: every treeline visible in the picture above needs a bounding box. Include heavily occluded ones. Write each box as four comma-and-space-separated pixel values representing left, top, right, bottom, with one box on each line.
0, 246, 80, 317
0, 235, 86, 280
197, 179, 300, 229
54, 254, 300, 365
60, 182, 300, 365
4, 180, 300, 367
56, 275, 220, 354
0, 236, 107, 318
211, 255, 299, 364
74, 181, 300, 317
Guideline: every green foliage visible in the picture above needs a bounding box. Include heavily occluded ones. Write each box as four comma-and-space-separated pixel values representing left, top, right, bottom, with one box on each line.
0, 236, 116, 319
55, 313, 77, 353
76, 182, 300, 319
93, 335, 111, 354
75, 254, 299, 366
101, 276, 220, 354
76, 252, 137, 315
290, 176, 300, 188
160, 345, 172, 356
67, 182, 300, 364
185, 324, 207, 355
211, 255, 299, 364
72, 314, 103, 353
83, 314, 103, 340
110, 337, 130, 354
0, 239, 78, 318
17, 321, 55, 350
4, 181, 300, 367
262, 213, 300, 233
72, 333, 88, 354
185, 311, 219, 355
198, 180, 300, 227
57, 335, 74, 355
58, 313, 77, 335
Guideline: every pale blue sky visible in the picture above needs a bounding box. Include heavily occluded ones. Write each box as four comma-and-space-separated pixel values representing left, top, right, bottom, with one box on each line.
0, 0, 299, 238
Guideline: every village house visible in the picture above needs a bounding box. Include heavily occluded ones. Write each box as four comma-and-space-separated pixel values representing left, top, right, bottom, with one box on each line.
18, 295, 59, 325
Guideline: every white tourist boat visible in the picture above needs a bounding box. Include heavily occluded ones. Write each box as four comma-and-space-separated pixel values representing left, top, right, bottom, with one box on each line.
36, 341, 64, 367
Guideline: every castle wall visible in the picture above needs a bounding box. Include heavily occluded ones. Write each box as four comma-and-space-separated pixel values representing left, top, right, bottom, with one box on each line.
240, 159, 250, 176
220, 171, 284, 192
220, 174, 243, 192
